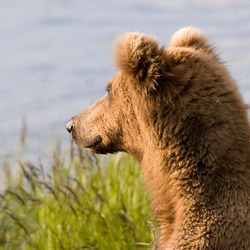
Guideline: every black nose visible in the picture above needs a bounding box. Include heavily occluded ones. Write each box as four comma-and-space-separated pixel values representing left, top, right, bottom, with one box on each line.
65, 119, 74, 133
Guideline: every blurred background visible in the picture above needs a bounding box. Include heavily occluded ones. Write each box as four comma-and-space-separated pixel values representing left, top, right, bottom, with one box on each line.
0, 0, 249, 164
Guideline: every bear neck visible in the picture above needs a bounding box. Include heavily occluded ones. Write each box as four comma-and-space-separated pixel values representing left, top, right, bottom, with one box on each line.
140, 137, 250, 248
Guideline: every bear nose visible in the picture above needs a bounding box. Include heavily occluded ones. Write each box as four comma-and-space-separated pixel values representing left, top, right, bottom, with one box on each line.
65, 119, 74, 133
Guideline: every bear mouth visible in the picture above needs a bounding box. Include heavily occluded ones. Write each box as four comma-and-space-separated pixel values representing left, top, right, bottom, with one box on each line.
84, 135, 103, 149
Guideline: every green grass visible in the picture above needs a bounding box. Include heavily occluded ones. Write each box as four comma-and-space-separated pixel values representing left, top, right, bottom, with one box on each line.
0, 147, 156, 250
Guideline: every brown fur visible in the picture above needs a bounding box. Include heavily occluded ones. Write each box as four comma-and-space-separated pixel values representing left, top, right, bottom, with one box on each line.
66, 27, 250, 249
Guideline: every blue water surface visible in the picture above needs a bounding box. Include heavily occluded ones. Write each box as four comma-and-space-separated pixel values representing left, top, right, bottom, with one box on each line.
0, 0, 249, 164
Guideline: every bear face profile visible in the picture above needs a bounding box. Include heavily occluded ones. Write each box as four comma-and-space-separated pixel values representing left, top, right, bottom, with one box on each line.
66, 27, 250, 249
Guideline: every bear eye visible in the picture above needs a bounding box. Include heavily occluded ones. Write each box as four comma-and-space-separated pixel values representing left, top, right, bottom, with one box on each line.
106, 84, 112, 94
106, 83, 112, 104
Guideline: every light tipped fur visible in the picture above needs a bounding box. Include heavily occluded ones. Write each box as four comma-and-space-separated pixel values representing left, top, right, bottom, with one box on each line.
114, 32, 165, 91
170, 27, 215, 54
69, 28, 250, 249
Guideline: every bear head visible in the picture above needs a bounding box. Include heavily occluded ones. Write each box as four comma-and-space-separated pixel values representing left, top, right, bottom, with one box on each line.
66, 27, 247, 164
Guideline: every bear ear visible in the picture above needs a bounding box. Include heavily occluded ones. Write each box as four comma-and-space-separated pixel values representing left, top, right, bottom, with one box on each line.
170, 27, 215, 55
114, 32, 166, 91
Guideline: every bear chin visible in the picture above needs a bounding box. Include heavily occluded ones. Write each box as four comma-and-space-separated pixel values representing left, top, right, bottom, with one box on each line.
90, 145, 120, 155
83, 135, 103, 149
83, 136, 120, 155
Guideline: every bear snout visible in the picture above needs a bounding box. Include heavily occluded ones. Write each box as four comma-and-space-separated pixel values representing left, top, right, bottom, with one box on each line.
65, 118, 74, 133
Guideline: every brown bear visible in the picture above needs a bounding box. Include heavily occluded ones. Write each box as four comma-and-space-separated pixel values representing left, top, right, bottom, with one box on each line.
66, 27, 250, 249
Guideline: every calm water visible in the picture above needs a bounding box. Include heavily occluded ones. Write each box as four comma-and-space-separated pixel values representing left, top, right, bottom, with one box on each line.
0, 0, 250, 163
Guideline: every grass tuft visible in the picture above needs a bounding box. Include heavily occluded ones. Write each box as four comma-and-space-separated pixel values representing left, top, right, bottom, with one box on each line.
0, 146, 156, 250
